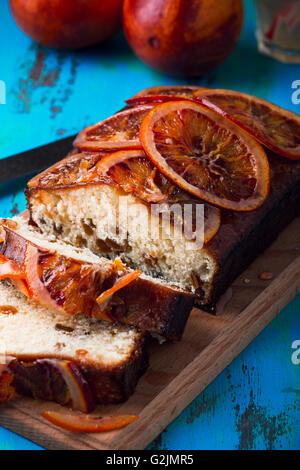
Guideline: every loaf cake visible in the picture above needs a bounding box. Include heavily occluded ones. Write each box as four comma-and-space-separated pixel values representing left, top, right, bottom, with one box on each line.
0, 216, 193, 340
27, 150, 300, 310
0, 281, 148, 406
1, 85, 299, 416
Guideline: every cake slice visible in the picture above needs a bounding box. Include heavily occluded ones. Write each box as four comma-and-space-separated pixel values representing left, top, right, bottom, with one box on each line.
0, 280, 148, 407
27, 150, 300, 310
0, 216, 193, 340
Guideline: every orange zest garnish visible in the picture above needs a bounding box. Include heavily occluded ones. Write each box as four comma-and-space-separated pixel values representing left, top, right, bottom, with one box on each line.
193, 89, 300, 160
140, 100, 270, 212
74, 105, 153, 152
42, 410, 139, 433
97, 270, 142, 317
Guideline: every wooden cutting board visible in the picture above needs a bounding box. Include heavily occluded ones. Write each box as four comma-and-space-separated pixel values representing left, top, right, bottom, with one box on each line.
0, 215, 299, 450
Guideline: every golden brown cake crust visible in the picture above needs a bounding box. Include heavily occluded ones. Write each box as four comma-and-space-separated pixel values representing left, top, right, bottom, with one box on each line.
8, 334, 148, 405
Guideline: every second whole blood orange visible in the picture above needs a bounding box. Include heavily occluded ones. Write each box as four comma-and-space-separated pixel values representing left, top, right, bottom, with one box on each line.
123, 0, 244, 77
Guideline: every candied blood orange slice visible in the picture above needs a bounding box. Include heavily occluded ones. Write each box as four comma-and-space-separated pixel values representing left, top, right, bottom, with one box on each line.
23, 244, 114, 317
10, 278, 32, 299
0, 253, 31, 299
95, 150, 167, 203
42, 410, 139, 433
38, 360, 94, 413
193, 89, 300, 160
24, 244, 66, 314
126, 85, 208, 106
0, 255, 25, 280
74, 105, 153, 152
21, 242, 142, 320
140, 101, 270, 212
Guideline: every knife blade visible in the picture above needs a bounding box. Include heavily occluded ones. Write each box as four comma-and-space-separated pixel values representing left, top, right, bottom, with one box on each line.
0, 134, 77, 184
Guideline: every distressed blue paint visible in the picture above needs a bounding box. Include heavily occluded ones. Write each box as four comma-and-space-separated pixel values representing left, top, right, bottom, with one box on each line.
0, 0, 299, 450
148, 296, 300, 451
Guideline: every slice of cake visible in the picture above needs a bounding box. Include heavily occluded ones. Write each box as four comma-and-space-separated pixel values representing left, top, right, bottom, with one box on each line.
0, 216, 193, 340
0, 280, 148, 407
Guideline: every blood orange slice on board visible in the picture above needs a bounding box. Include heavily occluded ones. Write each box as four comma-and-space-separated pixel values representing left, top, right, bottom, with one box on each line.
126, 85, 208, 106
42, 410, 139, 433
74, 105, 153, 152
140, 100, 270, 212
193, 89, 300, 160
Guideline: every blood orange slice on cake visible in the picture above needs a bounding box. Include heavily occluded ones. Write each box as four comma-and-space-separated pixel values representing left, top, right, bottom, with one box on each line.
140, 100, 270, 212
194, 89, 300, 160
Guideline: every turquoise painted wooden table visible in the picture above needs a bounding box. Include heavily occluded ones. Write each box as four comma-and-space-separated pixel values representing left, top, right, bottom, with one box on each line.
0, 0, 299, 450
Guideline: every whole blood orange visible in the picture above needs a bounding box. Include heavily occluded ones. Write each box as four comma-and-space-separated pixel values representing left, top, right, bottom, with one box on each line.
123, 0, 244, 77
9, 0, 123, 49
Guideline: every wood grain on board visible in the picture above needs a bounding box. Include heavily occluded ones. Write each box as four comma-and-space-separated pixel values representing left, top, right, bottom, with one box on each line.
0, 215, 299, 450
